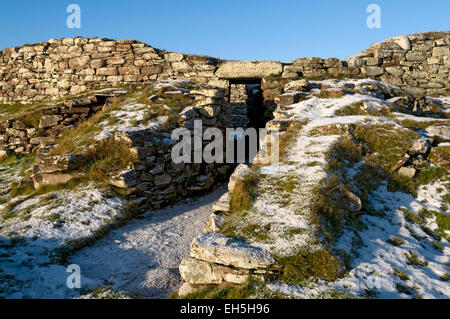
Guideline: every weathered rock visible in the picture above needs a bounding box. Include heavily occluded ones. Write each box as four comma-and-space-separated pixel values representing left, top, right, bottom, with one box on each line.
279, 92, 303, 105
284, 79, 309, 91
362, 66, 385, 76
394, 36, 412, 50
39, 115, 63, 128
190, 233, 276, 270
392, 153, 411, 171
109, 169, 139, 188
204, 213, 225, 233
179, 257, 222, 285
425, 125, 450, 139
329, 185, 362, 213
37, 154, 83, 174
33, 172, 84, 189
216, 264, 251, 284
212, 192, 231, 213
408, 138, 431, 155
228, 164, 251, 193
398, 166, 416, 179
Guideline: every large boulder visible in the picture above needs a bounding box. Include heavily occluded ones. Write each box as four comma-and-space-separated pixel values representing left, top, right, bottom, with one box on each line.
190, 233, 275, 270
216, 61, 283, 79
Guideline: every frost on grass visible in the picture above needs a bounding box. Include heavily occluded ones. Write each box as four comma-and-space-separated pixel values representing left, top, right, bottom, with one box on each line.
0, 182, 128, 298
222, 79, 449, 299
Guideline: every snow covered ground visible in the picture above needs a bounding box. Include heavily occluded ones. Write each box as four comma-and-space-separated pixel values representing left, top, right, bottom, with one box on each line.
70, 185, 225, 299
0, 154, 226, 299
258, 79, 450, 299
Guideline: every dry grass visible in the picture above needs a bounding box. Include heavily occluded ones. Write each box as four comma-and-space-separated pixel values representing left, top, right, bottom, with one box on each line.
83, 138, 137, 182
335, 101, 392, 117
319, 87, 345, 99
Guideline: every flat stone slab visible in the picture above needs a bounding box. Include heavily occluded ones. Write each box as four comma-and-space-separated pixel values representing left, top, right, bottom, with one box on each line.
190, 233, 276, 270
216, 61, 283, 79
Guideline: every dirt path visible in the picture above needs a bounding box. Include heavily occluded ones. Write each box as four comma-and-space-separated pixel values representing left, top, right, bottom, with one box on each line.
70, 185, 226, 298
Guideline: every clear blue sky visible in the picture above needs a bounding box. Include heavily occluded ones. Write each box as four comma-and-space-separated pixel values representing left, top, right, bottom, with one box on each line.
0, 0, 448, 61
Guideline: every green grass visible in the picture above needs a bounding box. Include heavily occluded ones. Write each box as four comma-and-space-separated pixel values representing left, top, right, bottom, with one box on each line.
173, 277, 284, 299
415, 167, 445, 186
401, 207, 423, 225
443, 193, 450, 203
274, 248, 340, 285
434, 211, 450, 241
394, 119, 450, 131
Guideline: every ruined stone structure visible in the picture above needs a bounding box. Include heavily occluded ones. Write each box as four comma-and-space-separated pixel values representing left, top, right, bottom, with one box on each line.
0, 31, 448, 106
0, 31, 449, 297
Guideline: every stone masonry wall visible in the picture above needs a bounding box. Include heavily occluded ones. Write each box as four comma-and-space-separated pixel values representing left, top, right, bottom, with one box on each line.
0, 32, 448, 105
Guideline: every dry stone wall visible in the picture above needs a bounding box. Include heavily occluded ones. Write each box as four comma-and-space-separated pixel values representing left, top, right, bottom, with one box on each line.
1, 32, 448, 105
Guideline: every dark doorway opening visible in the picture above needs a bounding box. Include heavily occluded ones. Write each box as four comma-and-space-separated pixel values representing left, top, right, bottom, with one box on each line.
226, 79, 269, 164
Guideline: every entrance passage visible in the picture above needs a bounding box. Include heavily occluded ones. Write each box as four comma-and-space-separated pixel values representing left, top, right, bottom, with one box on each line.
226, 79, 269, 164
227, 79, 265, 129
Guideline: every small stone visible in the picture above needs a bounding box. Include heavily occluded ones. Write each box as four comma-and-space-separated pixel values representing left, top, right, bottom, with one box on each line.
394, 36, 412, 50
154, 174, 172, 187
398, 167, 416, 179
39, 115, 63, 128
212, 192, 231, 213
408, 138, 431, 155
204, 213, 225, 233
109, 170, 139, 188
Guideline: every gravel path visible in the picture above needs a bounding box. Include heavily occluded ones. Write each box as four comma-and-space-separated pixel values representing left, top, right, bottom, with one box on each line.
70, 185, 226, 298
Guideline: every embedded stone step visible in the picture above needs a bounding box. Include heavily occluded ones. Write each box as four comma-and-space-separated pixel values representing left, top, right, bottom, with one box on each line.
212, 192, 231, 213
204, 213, 225, 233
180, 257, 252, 286
228, 164, 251, 193
190, 233, 276, 270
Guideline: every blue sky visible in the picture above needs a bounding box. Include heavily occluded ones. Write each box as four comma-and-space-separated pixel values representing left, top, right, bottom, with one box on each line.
0, 0, 448, 61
